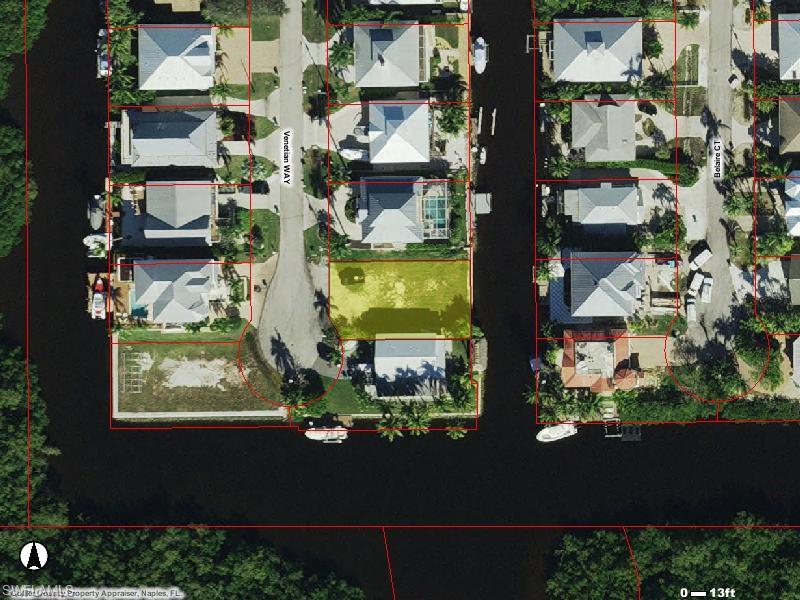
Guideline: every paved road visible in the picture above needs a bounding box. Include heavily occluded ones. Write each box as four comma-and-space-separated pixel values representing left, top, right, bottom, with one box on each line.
257, 0, 324, 371
687, 0, 737, 351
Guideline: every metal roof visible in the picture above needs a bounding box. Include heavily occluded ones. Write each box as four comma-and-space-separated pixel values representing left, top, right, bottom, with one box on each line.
138, 26, 215, 91
553, 19, 642, 82
354, 23, 422, 88
368, 103, 430, 164
571, 95, 636, 161
570, 252, 645, 317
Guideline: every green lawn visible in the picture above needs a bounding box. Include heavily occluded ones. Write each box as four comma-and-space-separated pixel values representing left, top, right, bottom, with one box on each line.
216, 155, 277, 183
117, 317, 247, 344
664, 86, 707, 116
435, 25, 460, 49
252, 15, 281, 41
228, 73, 280, 101
304, 225, 325, 263
319, 376, 365, 414
302, 65, 358, 112
253, 115, 278, 139
676, 44, 699, 84
302, 0, 330, 43
229, 207, 280, 261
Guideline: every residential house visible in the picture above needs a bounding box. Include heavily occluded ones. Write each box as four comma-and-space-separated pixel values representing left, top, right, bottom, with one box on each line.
779, 16, 800, 80
354, 22, 429, 88
571, 95, 635, 161
569, 252, 645, 317
368, 103, 430, 164
780, 100, 800, 154
122, 181, 215, 247
372, 338, 451, 398
132, 260, 224, 325
785, 172, 800, 235
560, 329, 639, 392
357, 177, 449, 247
790, 257, 800, 305
553, 18, 642, 82
120, 109, 218, 168
138, 26, 216, 91
563, 182, 643, 228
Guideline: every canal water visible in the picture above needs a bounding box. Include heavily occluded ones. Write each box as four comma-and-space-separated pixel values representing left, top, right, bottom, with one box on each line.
4, 2, 800, 594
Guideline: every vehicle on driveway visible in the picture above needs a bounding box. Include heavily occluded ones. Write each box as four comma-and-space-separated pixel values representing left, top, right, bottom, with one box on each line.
700, 277, 713, 303
689, 247, 712, 270
687, 271, 705, 297
686, 296, 697, 322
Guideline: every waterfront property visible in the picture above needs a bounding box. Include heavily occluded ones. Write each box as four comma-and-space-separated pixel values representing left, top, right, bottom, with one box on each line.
353, 22, 430, 88
126, 260, 227, 326
370, 338, 450, 399
552, 18, 642, 82
368, 103, 431, 164
568, 253, 646, 319
562, 182, 643, 228
571, 95, 636, 162
119, 109, 218, 168
785, 172, 800, 236
138, 26, 216, 91
560, 329, 639, 392
780, 100, 800, 154
780, 16, 800, 80
356, 177, 449, 248
329, 260, 470, 338
120, 181, 217, 247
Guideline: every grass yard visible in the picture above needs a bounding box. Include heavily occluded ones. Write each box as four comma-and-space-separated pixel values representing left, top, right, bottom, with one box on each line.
118, 317, 247, 343
329, 260, 471, 338
666, 86, 707, 116
228, 73, 280, 101
302, 65, 359, 112
252, 15, 281, 41
319, 376, 365, 414
435, 25, 460, 49
116, 340, 272, 413
302, 0, 331, 43
216, 155, 277, 183
676, 44, 699, 84
253, 115, 278, 139
304, 225, 325, 263
229, 207, 280, 261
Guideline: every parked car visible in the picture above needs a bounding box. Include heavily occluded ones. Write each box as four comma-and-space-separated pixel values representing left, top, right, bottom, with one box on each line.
689, 248, 712, 270
685, 296, 697, 322
687, 271, 705, 297
700, 277, 713, 304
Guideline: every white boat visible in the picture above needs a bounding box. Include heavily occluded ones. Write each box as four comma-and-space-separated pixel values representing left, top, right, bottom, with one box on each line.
479, 147, 487, 164
305, 426, 348, 444
91, 277, 107, 320
96, 29, 111, 78
473, 37, 487, 74
536, 422, 578, 443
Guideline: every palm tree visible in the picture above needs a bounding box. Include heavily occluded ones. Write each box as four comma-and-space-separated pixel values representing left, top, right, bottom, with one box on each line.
378, 414, 404, 442
329, 41, 354, 71
446, 427, 467, 440
401, 403, 431, 436
547, 156, 571, 179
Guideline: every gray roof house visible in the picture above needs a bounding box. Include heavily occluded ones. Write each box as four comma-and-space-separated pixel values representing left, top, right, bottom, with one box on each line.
133, 260, 222, 324
563, 182, 642, 226
780, 101, 800, 154
354, 22, 428, 88
553, 18, 642, 82
779, 16, 800, 80
569, 252, 645, 317
120, 110, 218, 168
142, 182, 214, 246
373, 338, 450, 398
138, 26, 215, 90
571, 95, 635, 161
368, 103, 430, 164
358, 178, 425, 245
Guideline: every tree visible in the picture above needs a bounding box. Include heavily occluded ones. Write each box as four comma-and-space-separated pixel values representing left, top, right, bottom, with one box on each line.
328, 41, 354, 70
436, 104, 467, 136
0, 0, 50, 98
642, 24, 663, 59
0, 125, 36, 258
202, 0, 287, 24
547, 155, 572, 178
400, 402, 431, 436
755, 228, 794, 258
445, 426, 467, 440
677, 11, 700, 29
378, 413, 404, 441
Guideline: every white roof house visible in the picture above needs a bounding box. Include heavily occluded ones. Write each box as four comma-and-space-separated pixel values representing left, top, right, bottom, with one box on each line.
571, 95, 635, 161
143, 182, 214, 246
570, 252, 645, 317
553, 19, 642, 82
779, 16, 800, 80
133, 260, 223, 324
785, 172, 800, 236
120, 110, 218, 168
563, 182, 642, 225
373, 338, 451, 398
138, 26, 216, 90
369, 103, 430, 164
359, 178, 425, 245
354, 22, 426, 88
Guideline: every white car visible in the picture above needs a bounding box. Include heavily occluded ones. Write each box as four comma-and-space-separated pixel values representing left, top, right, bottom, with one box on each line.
689, 248, 712, 270
685, 296, 697, 322
700, 278, 713, 303
687, 271, 705, 297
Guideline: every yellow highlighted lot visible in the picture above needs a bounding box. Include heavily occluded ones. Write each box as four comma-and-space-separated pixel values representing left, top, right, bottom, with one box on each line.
329, 260, 471, 339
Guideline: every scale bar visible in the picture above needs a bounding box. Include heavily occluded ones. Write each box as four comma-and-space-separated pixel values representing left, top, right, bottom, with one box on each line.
690, 593, 707, 598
